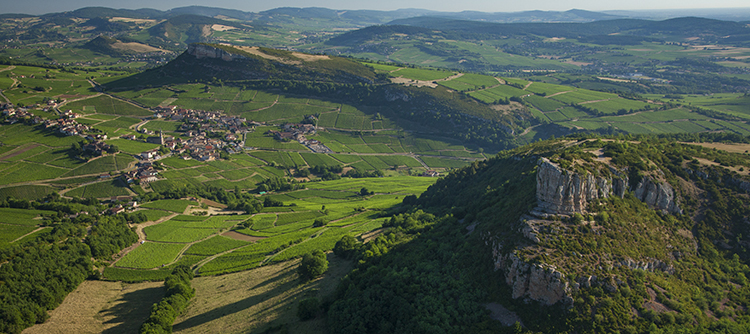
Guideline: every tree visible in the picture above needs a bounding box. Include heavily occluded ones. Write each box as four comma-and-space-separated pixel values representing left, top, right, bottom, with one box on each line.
313, 218, 326, 227
359, 187, 371, 196
333, 235, 361, 259
298, 250, 328, 281
297, 298, 320, 320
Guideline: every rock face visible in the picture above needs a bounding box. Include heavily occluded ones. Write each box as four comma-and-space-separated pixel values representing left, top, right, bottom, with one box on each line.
536, 158, 681, 215
633, 176, 682, 214
187, 43, 247, 61
493, 251, 572, 306
536, 158, 627, 214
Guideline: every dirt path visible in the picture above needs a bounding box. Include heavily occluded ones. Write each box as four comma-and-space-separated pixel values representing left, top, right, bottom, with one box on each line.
436, 72, 464, 82
495, 77, 506, 85
222, 230, 266, 242
134, 119, 149, 131
547, 90, 574, 97
109, 212, 178, 264
0, 143, 40, 161
0, 65, 15, 73
519, 124, 541, 136
57, 93, 104, 108
249, 95, 279, 112
524, 81, 533, 89
11, 226, 47, 243
412, 154, 429, 168
578, 98, 612, 105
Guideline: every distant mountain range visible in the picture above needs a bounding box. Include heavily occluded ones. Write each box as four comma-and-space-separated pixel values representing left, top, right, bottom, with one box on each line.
4, 5, 750, 24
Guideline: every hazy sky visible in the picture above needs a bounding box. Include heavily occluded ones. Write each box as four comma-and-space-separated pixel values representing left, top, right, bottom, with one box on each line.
2, 0, 749, 15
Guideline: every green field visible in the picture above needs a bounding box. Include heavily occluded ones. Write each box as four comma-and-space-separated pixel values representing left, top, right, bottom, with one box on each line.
63, 95, 152, 116
140, 199, 195, 213
525, 95, 565, 112
390, 68, 456, 81
65, 179, 131, 198
115, 242, 186, 269
438, 73, 499, 92
469, 84, 527, 103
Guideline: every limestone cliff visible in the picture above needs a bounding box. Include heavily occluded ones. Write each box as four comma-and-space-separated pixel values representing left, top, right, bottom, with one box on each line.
632, 175, 682, 214
536, 158, 680, 215
187, 43, 248, 61
491, 248, 573, 306
488, 157, 683, 307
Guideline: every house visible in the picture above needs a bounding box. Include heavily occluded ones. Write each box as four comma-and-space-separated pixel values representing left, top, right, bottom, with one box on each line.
108, 205, 125, 215
422, 170, 440, 177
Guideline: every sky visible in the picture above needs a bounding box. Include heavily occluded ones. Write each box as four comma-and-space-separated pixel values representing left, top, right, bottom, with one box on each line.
1, 0, 749, 15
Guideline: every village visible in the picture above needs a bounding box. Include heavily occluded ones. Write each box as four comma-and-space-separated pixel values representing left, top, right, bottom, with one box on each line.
0, 100, 340, 186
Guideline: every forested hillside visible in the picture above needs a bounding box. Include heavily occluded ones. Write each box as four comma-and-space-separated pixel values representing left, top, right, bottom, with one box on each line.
328, 133, 750, 333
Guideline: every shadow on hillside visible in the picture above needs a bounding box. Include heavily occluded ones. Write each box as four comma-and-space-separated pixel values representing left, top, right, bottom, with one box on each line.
172, 267, 298, 331
100, 286, 165, 334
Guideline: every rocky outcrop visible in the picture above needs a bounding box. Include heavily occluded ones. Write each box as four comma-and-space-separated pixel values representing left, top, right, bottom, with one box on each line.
492, 250, 573, 306
536, 158, 627, 214
187, 43, 247, 61
536, 158, 681, 215
633, 176, 682, 214
617, 257, 675, 274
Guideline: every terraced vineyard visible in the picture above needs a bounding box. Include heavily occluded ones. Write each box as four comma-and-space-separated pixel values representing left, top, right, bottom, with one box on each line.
367, 63, 750, 142
106, 175, 435, 280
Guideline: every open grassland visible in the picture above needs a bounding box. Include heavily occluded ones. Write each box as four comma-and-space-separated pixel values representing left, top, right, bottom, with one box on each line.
21, 280, 165, 334
173, 256, 351, 334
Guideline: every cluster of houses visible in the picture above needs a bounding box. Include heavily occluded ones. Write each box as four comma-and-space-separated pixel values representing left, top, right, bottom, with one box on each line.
182, 135, 226, 161
153, 106, 254, 134
2, 106, 43, 125
267, 121, 331, 153
42, 110, 89, 136
121, 161, 159, 184
82, 140, 112, 156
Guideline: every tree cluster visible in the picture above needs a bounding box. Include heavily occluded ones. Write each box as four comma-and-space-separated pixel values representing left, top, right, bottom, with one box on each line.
140, 266, 195, 334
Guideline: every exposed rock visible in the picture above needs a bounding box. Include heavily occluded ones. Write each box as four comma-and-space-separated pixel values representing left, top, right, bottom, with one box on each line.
617, 257, 675, 274
536, 158, 681, 215
633, 176, 682, 214
536, 158, 625, 214
493, 252, 571, 306
188, 43, 247, 61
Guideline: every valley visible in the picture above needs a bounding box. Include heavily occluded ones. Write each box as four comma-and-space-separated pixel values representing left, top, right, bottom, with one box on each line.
0, 4, 749, 334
